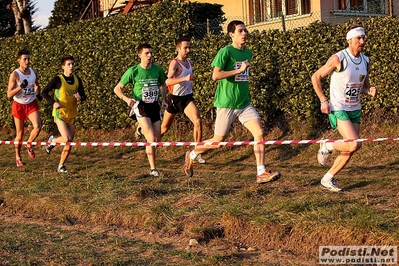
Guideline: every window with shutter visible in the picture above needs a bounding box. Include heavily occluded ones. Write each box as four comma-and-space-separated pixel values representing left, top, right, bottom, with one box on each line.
286, 0, 298, 15
337, 0, 385, 13
249, 0, 311, 24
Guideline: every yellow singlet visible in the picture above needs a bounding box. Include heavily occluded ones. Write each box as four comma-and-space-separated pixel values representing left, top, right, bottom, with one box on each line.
53, 74, 78, 125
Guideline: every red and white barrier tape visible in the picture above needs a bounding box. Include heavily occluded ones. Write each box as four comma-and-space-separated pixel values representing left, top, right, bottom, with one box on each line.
1, 138, 399, 147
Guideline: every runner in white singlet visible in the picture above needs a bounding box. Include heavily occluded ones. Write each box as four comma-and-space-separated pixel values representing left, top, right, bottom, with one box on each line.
312, 24, 378, 192
160, 37, 205, 163
7, 50, 42, 167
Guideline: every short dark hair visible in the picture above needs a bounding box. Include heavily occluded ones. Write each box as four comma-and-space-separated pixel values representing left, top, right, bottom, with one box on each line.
17, 49, 30, 59
176, 36, 190, 47
61, 55, 74, 65
227, 20, 245, 34
137, 43, 152, 54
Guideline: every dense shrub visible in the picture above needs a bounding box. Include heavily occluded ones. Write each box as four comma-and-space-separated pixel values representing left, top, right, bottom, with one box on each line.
1, 0, 398, 131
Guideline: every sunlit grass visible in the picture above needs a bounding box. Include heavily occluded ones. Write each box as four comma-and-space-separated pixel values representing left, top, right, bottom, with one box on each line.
1, 117, 399, 264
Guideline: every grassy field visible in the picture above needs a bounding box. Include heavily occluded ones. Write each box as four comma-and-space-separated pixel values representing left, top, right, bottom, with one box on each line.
1, 117, 399, 265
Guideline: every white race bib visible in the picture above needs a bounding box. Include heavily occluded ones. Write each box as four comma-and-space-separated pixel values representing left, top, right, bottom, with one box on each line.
344, 83, 361, 105
235, 62, 249, 82
142, 85, 158, 103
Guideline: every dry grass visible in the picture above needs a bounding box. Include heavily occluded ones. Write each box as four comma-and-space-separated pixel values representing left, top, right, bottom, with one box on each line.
1, 116, 399, 265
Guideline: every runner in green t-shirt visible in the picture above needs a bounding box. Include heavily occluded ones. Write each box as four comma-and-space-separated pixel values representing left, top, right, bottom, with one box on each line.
114, 43, 167, 177
184, 20, 280, 184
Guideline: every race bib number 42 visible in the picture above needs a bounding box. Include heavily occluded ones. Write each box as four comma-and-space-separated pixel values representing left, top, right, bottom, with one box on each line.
344, 84, 361, 104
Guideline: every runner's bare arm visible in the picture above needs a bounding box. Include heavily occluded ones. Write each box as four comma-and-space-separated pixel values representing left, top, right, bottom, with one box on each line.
212, 60, 249, 81
361, 76, 377, 97
114, 82, 135, 107
311, 54, 340, 114
165, 60, 192, 86
160, 83, 168, 109
7, 71, 23, 98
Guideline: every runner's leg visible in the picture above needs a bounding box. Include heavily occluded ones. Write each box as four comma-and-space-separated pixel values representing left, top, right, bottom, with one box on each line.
184, 101, 202, 142
160, 110, 176, 137
54, 119, 75, 167
26, 110, 41, 147
13, 117, 24, 160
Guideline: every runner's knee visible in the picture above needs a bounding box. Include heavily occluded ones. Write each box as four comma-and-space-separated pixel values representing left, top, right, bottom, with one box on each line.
63, 145, 72, 152
32, 125, 41, 134
253, 128, 265, 141
60, 135, 73, 142
144, 132, 156, 142
193, 117, 201, 129
213, 135, 226, 142
15, 131, 24, 140
350, 142, 362, 152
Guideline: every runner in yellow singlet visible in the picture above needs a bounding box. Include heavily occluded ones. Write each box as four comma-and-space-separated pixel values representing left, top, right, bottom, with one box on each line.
42, 55, 87, 173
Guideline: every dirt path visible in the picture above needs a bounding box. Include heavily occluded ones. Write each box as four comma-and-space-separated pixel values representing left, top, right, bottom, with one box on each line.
0, 212, 316, 265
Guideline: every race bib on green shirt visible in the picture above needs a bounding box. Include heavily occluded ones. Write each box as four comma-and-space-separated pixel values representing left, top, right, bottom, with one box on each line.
235, 61, 249, 82
142, 84, 158, 103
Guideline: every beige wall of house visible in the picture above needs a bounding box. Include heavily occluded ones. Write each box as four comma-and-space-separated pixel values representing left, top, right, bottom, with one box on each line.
246, 15, 319, 31
100, 0, 127, 15
100, 0, 397, 31
190, 0, 247, 19
191, 0, 397, 32
189, 0, 323, 31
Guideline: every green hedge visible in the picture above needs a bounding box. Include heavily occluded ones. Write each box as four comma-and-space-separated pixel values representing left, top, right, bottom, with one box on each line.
1, 0, 398, 131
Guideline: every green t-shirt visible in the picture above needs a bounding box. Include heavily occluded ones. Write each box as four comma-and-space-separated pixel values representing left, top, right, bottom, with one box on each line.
120, 64, 167, 103
211, 45, 252, 109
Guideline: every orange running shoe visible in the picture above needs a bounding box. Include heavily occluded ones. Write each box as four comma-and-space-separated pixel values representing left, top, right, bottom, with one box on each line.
256, 170, 280, 184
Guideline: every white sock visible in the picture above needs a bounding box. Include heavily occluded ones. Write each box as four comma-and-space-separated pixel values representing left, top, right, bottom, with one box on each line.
321, 172, 334, 182
190, 150, 197, 160
257, 165, 265, 175
325, 142, 334, 151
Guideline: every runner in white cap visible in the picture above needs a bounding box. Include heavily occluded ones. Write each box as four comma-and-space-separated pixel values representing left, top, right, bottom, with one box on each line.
312, 24, 377, 191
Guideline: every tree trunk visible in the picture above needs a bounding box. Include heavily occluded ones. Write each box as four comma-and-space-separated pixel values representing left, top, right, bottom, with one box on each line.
11, 0, 31, 35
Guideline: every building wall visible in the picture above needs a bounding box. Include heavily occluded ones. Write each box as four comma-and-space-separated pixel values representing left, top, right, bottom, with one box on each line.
217, 0, 397, 31
320, 0, 398, 25
100, 0, 129, 15
189, 0, 323, 31
101, 0, 396, 31
246, 0, 322, 31
393, 0, 399, 16
246, 13, 320, 31
191, 0, 247, 19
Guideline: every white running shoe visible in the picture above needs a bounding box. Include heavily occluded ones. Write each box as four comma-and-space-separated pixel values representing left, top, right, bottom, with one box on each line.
45, 135, 55, 155
321, 178, 342, 192
57, 165, 68, 173
150, 169, 159, 177
196, 154, 206, 164
317, 140, 332, 166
